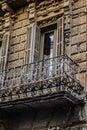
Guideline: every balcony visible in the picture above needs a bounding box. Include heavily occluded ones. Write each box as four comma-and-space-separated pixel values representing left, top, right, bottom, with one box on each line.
0, 55, 84, 109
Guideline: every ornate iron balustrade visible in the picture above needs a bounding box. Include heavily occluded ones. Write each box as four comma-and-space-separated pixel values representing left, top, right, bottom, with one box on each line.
0, 55, 83, 101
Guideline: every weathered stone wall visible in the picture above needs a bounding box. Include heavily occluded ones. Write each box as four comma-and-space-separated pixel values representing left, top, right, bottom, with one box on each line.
71, 0, 87, 88
2, 0, 86, 88
0, 0, 87, 129
64, 0, 87, 88
8, 7, 29, 68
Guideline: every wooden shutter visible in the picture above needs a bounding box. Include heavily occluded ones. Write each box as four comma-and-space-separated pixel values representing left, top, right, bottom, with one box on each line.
55, 17, 64, 76
0, 32, 10, 71
56, 17, 64, 56
24, 26, 32, 64
33, 24, 40, 63
25, 23, 40, 64
24, 24, 40, 80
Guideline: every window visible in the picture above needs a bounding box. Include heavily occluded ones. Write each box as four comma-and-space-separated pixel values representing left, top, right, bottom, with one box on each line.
24, 17, 64, 79
25, 16, 64, 64
44, 32, 54, 59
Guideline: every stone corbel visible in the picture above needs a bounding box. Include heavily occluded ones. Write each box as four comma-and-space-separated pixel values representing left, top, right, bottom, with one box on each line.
1, 3, 16, 29
1, 2, 14, 14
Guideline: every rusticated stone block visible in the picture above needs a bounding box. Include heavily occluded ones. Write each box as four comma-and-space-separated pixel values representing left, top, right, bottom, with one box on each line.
21, 19, 29, 27
80, 24, 87, 33
78, 62, 87, 73
71, 45, 78, 54
18, 12, 28, 21
72, 52, 87, 62
76, 72, 86, 87
72, 27, 78, 36
8, 53, 19, 62
20, 34, 26, 42
72, 33, 86, 44
10, 42, 26, 53
79, 43, 86, 52
19, 51, 24, 59
8, 59, 24, 68
73, 16, 86, 26
74, 0, 86, 9
11, 36, 21, 45
14, 22, 22, 30
15, 27, 26, 36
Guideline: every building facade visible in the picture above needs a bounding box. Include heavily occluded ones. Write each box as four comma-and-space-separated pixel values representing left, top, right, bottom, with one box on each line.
0, 0, 87, 129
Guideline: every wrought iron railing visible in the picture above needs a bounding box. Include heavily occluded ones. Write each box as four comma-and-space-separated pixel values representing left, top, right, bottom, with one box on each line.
0, 55, 83, 100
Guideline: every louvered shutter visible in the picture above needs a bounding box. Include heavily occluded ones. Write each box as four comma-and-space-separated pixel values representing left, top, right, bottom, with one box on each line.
56, 17, 64, 56
31, 24, 40, 63
25, 23, 40, 64
24, 26, 32, 64
24, 23, 40, 80
55, 17, 64, 76
0, 32, 10, 71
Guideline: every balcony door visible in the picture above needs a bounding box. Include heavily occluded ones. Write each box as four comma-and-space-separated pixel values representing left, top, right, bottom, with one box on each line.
42, 17, 64, 77
43, 32, 54, 76
44, 32, 54, 59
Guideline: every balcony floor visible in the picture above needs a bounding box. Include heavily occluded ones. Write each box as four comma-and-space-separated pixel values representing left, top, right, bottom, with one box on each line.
0, 90, 84, 111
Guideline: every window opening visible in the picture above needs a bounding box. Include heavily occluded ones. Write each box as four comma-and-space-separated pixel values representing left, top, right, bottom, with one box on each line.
43, 31, 54, 77
44, 32, 54, 59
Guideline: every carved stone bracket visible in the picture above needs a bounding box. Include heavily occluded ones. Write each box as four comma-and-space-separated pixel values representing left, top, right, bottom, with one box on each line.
1, 2, 16, 32
1, 2, 13, 14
